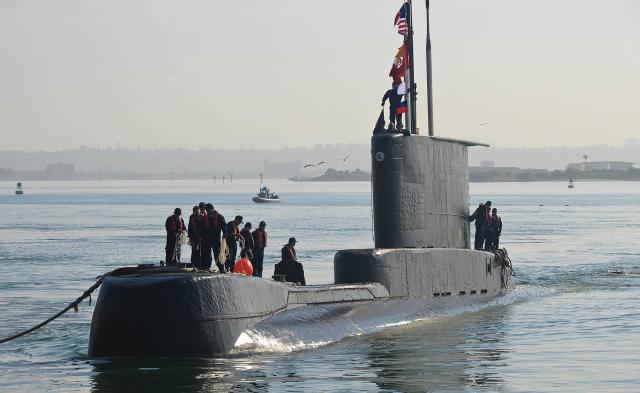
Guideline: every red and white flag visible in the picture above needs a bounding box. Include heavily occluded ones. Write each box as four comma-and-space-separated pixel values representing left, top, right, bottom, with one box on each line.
394, 2, 409, 36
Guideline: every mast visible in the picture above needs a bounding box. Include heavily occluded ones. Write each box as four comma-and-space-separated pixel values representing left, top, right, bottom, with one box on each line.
425, 0, 434, 136
406, 0, 418, 134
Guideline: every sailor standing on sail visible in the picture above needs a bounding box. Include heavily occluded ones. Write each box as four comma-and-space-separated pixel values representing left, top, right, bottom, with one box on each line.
382, 81, 403, 132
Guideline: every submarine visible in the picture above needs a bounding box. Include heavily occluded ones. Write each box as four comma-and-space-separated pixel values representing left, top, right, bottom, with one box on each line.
88, 1, 515, 357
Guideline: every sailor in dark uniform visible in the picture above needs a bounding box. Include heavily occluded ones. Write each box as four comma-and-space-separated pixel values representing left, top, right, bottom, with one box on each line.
490, 208, 503, 249
240, 222, 254, 260
381, 81, 403, 132
274, 237, 306, 285
187, 206, 201, 268
469, 201, 491, 250
195, 202, 209, 269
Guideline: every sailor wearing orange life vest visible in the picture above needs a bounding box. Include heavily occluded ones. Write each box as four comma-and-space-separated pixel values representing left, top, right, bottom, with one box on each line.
225, 215, 243, 272
165, 208, 185, 266
203, 203, 227, 272
251, 221, 268, 277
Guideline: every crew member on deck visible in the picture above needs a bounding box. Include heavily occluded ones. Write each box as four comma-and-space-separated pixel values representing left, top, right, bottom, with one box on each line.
274, 237, 306, 285
240, 222, 254, 260
251, 221, 268, 277
203, 203, 227, 272
469, 201, 491, 250
188, 206, 201, 267
382, 81, 403, 132
195, 202, 209, 269
485, 209, 496, 251
225, 215, 243, 271
165, 208, 185, 266
490, 208, 502, 249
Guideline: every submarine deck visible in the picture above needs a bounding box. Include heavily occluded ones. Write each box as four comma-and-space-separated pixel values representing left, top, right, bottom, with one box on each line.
103, 266, 390, 307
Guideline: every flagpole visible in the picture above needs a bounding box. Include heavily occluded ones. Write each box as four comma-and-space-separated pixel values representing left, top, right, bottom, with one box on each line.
406, 0, 417, 134
425, 0, 434, 136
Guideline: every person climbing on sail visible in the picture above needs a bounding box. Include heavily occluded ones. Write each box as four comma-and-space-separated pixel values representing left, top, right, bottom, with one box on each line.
165, 208, 185, 266
381, 80, 404, 132
274, 237, 306, 286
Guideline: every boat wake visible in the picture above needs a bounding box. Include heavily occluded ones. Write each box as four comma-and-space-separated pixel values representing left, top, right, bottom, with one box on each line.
605, 268, 640, 277
231, 284, 552, 356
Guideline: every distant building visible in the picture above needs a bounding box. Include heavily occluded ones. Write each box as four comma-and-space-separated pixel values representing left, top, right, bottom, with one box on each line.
566, 161, 634, 171
469, 166, 522, 175
46, 162, 75, 179
263, 160, 301, 178
480, 160, 495, 168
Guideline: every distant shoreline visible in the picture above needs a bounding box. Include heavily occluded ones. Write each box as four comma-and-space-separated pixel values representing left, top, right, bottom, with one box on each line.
470, 168, 640, 182
290, 168, 370, 182
2, 168, 639, 182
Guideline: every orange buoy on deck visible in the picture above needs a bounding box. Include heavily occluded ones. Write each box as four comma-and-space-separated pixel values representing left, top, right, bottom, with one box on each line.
233, 258, 253, 276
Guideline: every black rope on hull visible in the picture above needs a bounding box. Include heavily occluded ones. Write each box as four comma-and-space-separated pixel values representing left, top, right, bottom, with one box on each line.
0, 275, 105, 344
493, 248, 516, 289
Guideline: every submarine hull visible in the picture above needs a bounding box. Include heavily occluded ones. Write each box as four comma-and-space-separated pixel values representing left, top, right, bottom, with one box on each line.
89, 273, 289, 357
89, 247, 513, 357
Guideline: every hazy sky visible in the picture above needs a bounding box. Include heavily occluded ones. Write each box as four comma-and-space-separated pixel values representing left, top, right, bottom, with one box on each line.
1, 0, 639, 150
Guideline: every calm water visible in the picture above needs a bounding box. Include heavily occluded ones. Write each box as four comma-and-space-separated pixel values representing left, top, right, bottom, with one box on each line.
0, 180, 639, 392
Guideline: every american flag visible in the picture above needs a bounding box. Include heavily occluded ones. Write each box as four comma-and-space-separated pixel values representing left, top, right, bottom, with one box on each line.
394, 2, 408, 36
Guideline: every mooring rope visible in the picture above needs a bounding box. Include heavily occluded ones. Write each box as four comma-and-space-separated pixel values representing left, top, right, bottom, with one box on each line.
0, 275, 105, 344
0, 265, 201, 344
493, 248, 515, 289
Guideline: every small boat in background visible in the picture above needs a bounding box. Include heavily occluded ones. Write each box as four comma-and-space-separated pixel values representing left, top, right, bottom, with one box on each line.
252, 185, 280, 203
568, 178, 575, 189
15, 182, 24, 195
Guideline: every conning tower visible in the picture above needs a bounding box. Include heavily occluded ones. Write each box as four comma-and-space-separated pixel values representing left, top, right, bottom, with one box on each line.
371, 133, 484, 249
334, 134, 500, 298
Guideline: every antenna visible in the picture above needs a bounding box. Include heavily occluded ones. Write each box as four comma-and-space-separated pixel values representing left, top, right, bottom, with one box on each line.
426, 0, 434, 136
406, 0, 417, 134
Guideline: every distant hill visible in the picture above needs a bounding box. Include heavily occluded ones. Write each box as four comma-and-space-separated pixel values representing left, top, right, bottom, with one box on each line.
291, 168, 370, 182
1, 139, 638, 176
